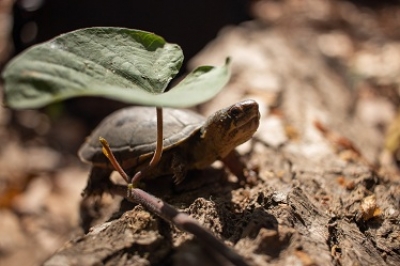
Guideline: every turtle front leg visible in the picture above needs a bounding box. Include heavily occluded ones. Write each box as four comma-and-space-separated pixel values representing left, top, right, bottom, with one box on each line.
171, 153, 187, 184
221, 149, 255, 184
80, 167, 114, 232
81, 167, 114, 197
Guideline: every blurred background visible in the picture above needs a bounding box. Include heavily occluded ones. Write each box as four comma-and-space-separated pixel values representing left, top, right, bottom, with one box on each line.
2, 0, 400, 153
10, 0, 250, 67
1, 1, 400, 265
2, 0, 251, 153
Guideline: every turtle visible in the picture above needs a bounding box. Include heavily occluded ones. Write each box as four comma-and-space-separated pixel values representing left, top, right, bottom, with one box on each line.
78, 99, 260, 196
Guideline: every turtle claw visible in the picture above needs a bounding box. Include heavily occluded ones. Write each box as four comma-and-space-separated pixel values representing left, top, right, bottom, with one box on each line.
171, 153, 187, 184
173, 173, 186, 184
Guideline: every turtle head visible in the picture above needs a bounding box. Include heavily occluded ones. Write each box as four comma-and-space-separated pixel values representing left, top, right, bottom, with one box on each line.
201, 99, 260, 158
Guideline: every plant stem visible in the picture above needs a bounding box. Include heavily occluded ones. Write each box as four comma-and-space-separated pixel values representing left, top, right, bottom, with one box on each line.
99, 137, 130, 183
131, 107, 164, 186
150, 107, 164, 167
100, 137, 249, 266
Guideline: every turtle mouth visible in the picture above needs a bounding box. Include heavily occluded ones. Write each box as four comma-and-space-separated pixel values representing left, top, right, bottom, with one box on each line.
231, 100, 260, 130
236, 114, 260, 132
231, 113, 260, 141
227, 100, 260, 143
207, 100, 260, 158
216, 107, 259, 158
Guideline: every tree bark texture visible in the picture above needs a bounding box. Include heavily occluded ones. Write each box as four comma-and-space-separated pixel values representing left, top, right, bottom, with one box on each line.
45, 21, 400, 266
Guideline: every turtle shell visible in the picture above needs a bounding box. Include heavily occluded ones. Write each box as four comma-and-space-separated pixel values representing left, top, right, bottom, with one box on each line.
78, 106, 205, 168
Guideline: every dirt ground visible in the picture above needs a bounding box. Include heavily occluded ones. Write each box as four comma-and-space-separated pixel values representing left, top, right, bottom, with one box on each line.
1, 1, 400, 265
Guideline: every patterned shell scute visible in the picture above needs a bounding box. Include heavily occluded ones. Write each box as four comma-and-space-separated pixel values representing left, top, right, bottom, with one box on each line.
79, 106, 205, 164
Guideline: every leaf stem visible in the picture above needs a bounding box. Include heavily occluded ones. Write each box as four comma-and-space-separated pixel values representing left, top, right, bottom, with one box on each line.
131, 107, 163, 186
150, 107, 164, 167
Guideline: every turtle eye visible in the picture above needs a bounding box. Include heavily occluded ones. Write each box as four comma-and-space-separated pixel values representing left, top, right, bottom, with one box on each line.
229, 105, 243, 118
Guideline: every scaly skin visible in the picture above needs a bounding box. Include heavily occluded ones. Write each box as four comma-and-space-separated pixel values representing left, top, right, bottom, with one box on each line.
80, 100, 260, 195
192, 99, 260, 169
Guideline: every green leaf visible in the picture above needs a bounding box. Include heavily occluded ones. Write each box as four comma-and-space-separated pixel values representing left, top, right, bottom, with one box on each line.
149, 58, 231, 107
2, 27, 231, 109
79, 57, 231, 108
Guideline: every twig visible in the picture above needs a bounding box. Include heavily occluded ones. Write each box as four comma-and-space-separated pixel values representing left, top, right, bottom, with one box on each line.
109, 184, 249, 266
100, 137, 249, 266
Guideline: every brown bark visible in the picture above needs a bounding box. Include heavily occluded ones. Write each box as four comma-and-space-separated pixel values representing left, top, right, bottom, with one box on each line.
45, 19, 400, 265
